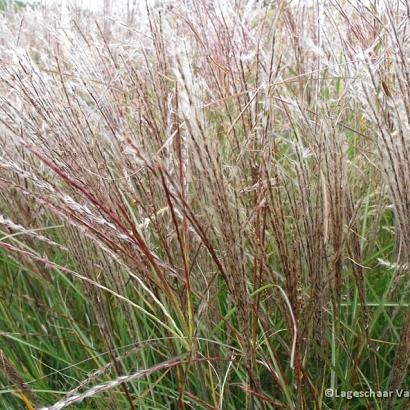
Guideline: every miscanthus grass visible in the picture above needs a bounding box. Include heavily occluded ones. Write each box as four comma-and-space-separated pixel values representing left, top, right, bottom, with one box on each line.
0, 0, 408, 409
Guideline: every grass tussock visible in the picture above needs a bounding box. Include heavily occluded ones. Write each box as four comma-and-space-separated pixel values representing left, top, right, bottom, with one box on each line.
0, 0, 409, 409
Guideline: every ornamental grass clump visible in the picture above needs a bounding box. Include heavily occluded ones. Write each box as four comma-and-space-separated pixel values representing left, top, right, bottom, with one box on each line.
0, 1, 408, 409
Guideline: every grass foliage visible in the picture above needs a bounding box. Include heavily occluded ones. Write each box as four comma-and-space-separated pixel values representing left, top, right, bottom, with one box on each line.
0, 0, 409, 408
